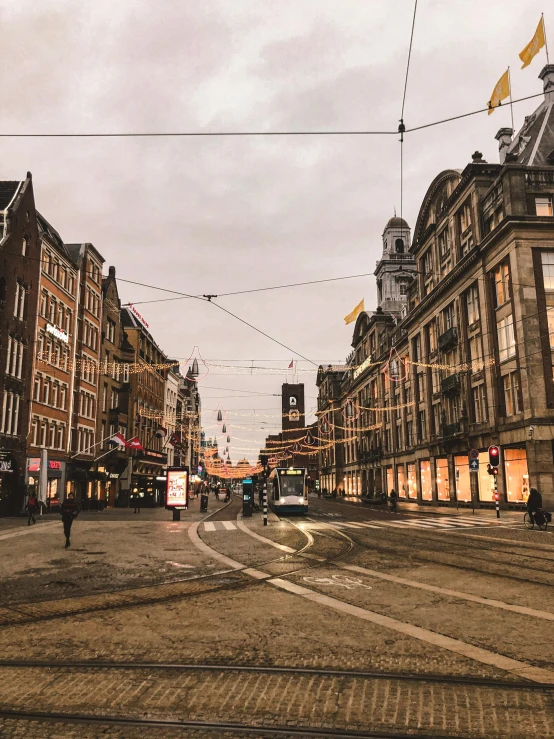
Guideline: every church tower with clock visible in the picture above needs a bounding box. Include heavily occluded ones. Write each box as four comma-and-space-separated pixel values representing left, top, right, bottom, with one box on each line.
281, 383, 305, 434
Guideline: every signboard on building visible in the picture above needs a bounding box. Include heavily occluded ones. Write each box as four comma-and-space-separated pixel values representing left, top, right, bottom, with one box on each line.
0, 452, 14, 473
46, 323, 69, 343
28, 459, 63, 475
165, 467, 188, 509
128, 304, 149, 329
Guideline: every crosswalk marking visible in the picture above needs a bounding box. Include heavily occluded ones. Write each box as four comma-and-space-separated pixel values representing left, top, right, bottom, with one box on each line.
203, 522, 216, 532
201, 520, 238, 533
304, 514, 512, 533
221, 521, 235, 530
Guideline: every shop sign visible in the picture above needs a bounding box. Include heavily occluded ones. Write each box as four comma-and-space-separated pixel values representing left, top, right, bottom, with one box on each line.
46, 323, 69, 343
28, 458, 62, 472
0, 452, 14, 473
165, 467, 188, 509
128, 304, 149, 329
353, 355, 373, 380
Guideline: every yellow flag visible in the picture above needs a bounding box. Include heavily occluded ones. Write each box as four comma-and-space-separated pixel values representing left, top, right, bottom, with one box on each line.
519, 18, 546, 69
487, 69, 510, 115
344, 299, 364, 325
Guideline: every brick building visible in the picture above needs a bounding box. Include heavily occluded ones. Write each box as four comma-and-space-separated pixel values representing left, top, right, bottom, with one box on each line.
95, 266, 134, 506
317, 65, 554, 510
0, 174, 41, 515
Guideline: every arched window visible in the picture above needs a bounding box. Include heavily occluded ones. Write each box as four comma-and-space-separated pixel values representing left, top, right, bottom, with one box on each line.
0, 276, 6, 301
395, 238, 405, 253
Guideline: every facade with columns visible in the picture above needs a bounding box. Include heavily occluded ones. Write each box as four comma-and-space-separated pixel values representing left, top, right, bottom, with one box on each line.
318, 65, 554, 509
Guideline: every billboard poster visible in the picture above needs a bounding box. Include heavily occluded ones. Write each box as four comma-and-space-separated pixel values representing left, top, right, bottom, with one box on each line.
165, 467, 188, 509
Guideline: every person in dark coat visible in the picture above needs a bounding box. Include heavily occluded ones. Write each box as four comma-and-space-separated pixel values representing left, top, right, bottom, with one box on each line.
26, 494, 38, 525
133, 493, 141, 514
60, 493, 80, 548
527, 487, 542, 525
389, 489, 398, 513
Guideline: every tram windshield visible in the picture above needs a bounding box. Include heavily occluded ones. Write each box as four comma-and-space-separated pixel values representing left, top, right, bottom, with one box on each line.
279, 475, 305, 497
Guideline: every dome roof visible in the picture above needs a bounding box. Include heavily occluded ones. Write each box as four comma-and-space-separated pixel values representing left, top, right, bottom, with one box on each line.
385, 216, 409, 230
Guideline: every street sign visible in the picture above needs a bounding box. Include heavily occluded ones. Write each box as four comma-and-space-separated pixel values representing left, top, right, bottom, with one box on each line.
469, 449, 479, 460
469, 458, 479, 473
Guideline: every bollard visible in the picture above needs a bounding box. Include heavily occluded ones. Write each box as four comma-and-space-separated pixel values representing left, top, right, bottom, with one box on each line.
494, 476, 500, 519
263, 486, 268, 527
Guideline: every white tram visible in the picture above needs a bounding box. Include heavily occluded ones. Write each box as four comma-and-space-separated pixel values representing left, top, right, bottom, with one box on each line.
268, 467, 308, 515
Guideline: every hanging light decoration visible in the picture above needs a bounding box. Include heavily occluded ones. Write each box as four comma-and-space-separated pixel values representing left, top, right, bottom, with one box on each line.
217, 409, 223, 421
345, 399, 355, 419
293, 442, 301, 452
191, 358, 199, 377
227, 435, 230, 443
305, 430, 314, 445
320, 417, 330, 435
222, 423, 226, 433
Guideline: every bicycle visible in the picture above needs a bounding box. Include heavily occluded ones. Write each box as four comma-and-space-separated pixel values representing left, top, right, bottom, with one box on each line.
524, 509, 549, 531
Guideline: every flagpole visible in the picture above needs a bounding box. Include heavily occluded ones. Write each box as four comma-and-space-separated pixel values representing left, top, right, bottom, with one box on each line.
508, 66, 515, 132
543, 14, 550, 64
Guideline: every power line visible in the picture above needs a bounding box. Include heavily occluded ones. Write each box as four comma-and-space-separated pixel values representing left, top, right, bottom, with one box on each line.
125, 272, 375, 306
401, 0, 418, 121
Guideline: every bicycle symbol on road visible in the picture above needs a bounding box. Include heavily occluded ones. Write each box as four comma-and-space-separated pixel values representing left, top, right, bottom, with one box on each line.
302, 574, 372, 590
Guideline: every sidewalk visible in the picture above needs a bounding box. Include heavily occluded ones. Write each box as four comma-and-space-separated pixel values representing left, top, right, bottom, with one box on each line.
310, 493, 523, 518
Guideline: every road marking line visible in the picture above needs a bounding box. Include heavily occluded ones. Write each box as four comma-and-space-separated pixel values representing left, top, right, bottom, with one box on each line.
188, 519, 554, 684
446, 531, 554, 550
203, 522, 216, 532
336, 563, 554, 622
267, 578, 554, 685
352, 522, 383, 530
332, 522, 367, 529
221, 521, 236, 531
235, 517, 296, 553
0, 522, 59, 541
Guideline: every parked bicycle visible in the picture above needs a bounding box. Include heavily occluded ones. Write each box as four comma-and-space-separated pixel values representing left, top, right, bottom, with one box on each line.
524, 508, 550, 531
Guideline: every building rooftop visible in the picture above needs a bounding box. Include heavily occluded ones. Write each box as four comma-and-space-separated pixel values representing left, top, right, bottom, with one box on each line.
506, 64, 554, 167
385, 216, 409, 230
0, 181, 22, 212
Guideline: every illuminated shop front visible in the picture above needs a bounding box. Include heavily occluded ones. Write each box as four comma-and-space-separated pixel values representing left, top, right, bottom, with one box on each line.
397, 464, 406, 498
407, 463, 417, 499
435, 458, 450, 501
477, 451, 494, 502
504, 448, 529, 503
386, 466, 394, 494
455, 456, 471, 503
419, 460, 432, 501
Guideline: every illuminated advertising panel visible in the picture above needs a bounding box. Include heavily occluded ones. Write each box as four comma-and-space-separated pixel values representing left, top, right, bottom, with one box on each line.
165, 467, 188, 509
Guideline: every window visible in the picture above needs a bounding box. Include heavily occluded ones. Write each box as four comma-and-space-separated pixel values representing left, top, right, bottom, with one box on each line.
412, 334, 421, 362
459, 200, 472, 232
49, 297, 56, 323
57, 304, 64, 328
65, 310, 72, 334
504, 448, 529, 502
57, 425, 65, 450
466, 284, 480, 325
459, 200, 474, 256
469, 335, 484, 371
107, 319, 116, 344
14, 282, 26, 320
43, 251, 51, 275
60, 385, 67, 410
59, 266, 66, 289
1, 391, 20, 436
497, 315, 516, 361
455, 456, 471, 503
548, 307, 554, 348
42, 378, 50, 405
102, 384, 108, 412
420, 460, 432, 501
472, 384, 487, 423
438, 229, 449, 260
67, 274, 74, 295
395, 238, 405, 254
535, 196, 553, 216
428, 320, 437, 353
503, 372, 521, 416
34, 375, 41, 401
22, 237, 27, 256
494, 262, 511, 307
418, 409, 427, 441
51, 383, 58, 409
40, 291, 48, 317
31, 418, 39, 446
436, 458, 450, 501
541, 252, 554, 292
111, 388, 118, 409
443, 303, 455, 332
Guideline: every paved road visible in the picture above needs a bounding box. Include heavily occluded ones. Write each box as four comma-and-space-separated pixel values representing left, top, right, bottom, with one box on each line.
1, 495, 553, 738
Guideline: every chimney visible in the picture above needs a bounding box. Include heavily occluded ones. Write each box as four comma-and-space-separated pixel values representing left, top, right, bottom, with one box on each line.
495, 127, 513, 164
539, 64, 554, 104
109, 265, 116, 277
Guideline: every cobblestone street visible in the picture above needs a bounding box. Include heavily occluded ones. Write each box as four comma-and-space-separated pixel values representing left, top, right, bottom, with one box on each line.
0, 495, 553, 737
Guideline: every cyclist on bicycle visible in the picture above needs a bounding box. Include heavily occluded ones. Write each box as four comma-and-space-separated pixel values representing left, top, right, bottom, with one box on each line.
527, 487, 542, 525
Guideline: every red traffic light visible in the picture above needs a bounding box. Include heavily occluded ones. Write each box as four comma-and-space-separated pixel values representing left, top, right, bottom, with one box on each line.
488, 445, 500, 467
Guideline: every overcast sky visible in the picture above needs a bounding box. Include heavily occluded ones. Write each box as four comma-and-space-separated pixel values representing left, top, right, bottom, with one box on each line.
2, 0, 550, 462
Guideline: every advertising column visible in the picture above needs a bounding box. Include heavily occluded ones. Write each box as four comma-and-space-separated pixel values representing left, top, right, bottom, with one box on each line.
165, 467, 188, 521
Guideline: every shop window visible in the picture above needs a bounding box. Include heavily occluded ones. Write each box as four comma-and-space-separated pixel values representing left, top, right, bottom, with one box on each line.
396, 465, 406, 498
504, 448, 529, 503
454, 456, 471, 502
407, 463, 417, 498
548, 307, 554, 348
419, 460, 432, 501
435, 458, 450, 500
386, 466, 394, 495
478, 451, 494, 501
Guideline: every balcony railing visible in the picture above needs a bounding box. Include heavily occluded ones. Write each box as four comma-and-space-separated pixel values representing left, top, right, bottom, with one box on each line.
441, 373, 461, 396
441, 421, 461, 438
438, 326, 458, 352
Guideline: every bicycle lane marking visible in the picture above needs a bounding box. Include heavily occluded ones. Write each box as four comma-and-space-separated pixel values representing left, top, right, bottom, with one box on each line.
187, 520, 554, 685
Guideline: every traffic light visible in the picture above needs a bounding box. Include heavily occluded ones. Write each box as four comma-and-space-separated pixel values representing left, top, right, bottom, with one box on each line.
488, 445, 500, 468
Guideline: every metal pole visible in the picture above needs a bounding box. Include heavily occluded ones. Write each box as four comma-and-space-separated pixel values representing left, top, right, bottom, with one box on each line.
263, 485, 268, 527
494, 473, 500, 519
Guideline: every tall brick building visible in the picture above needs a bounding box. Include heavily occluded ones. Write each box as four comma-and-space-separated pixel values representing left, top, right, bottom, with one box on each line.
0, 174, 41, 515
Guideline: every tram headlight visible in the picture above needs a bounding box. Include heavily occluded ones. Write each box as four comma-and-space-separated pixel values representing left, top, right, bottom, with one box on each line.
279, 497, 286, 503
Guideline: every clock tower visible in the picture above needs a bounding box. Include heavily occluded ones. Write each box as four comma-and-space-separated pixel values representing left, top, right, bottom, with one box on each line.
281, 383, 305, 433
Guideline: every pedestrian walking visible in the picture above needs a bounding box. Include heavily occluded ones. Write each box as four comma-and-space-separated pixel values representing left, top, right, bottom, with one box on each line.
26, 493, 38, 525
389, 489, 398, 513
526, 487, 542, 525
133, 493, 141, 514
60, 493, 80, 548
